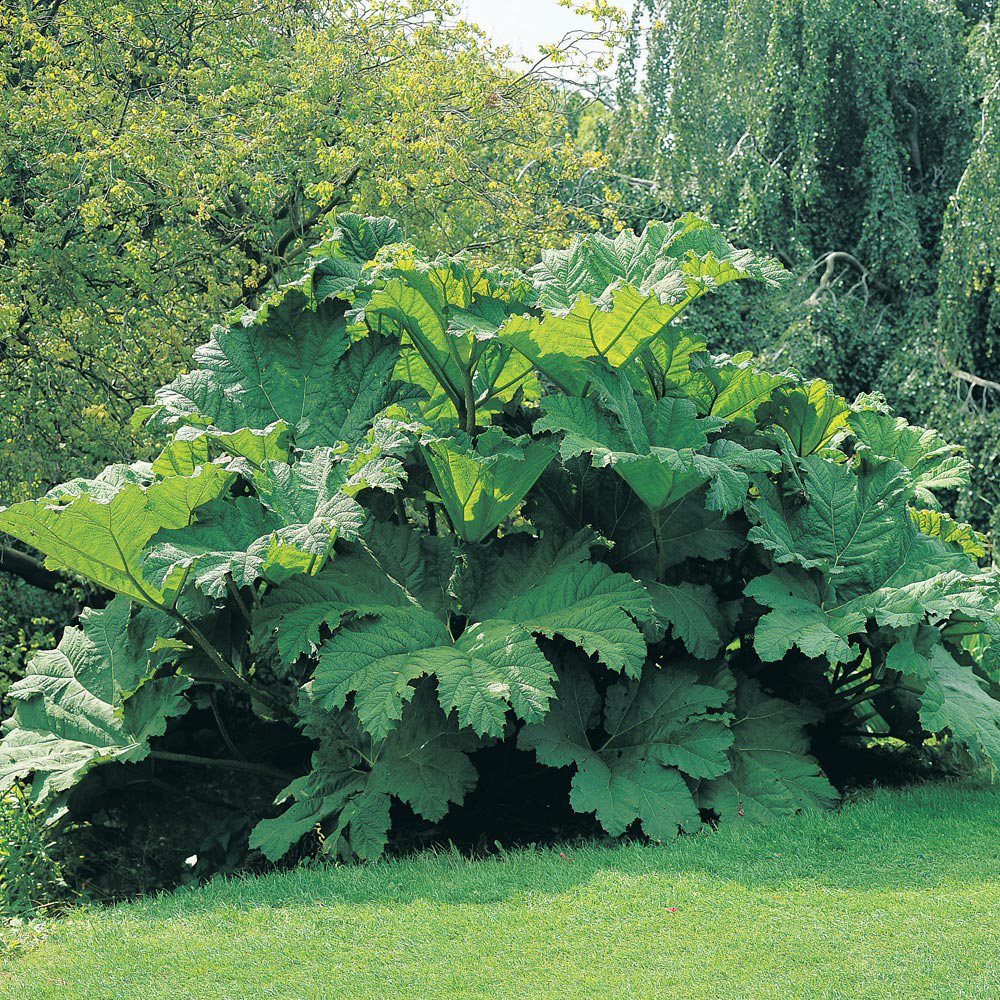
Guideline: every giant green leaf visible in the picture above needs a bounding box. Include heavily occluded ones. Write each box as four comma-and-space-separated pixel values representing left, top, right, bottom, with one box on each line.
251, 549, 416, 662
747, 532, 996, 665
699, 675, 838, 823
848, 410, 971, 508
920, 662, 1000, 769
683, 355, 798, 424
151, 430, 211, 480
747, 454, 914, 588
654, 492, 745, 567
308, 608, 452, 740
502, 285, 694, 397
151, 422, 292, 478
892, 636, 1000, 768
745, 569, 863, 663
433, 623, 558, 737
308, 532, 649, 738
250, 684, 479, 861
246, 447, 372, 578
534, 373, 716, 514
364, 257, 536, 420
144, 421, 413, 597
311, 605, 557, 740
359, 520, 457, 621
312, 213, 405, 302
745, 456, 995, 659
141, 291, 419, 448
910, 508, 987, 559
528, 465, 743, 580
463, 531, 651, 677
0, 598, 190, 806
758, 380, 850, 456
142, 496, 283, 598
536, 368, 778, 513
0, 463, 234, 606
530, 215, 786, 312
519, 659, 732, 839
423, 429, 556, 543
647, 581, 727, 658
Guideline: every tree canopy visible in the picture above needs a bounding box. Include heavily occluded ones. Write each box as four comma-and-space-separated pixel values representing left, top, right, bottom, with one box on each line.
601, 0, 1000, 543
0, 0, 625, 701
0, 0, 620, 502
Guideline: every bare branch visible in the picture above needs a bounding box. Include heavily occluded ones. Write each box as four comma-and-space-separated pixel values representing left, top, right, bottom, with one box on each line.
0, 543, 68, 593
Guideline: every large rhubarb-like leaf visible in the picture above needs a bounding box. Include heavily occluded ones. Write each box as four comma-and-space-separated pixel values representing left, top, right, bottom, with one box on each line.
910, 508, 987, 559
747, 455, 915, 587
462, 531, 651, 677
250, 684, 479, 861
0, 598, 189, 807
0, 463, 233, 607
311, 213, 405, 302
502, 286, 696, 397
848, 410, 971, 508
530, 214, 786, 312
144, 422, 412, 596
151, 422, 292, 478
536, 367, 779, 513
647, 581, 727, 658
699, 675, 838, 823
245, 448, 369, 578
423, 429, 556, 543
758, 380, 850, 456
307, 532, 649, 739
745, 450, 996, 662
363, 257, 538, 423
745, 569, 863, 663
887, 632, 1000, 768
142, 496, 283, 598
519, 659, 732, 839
141, 291, 418, 447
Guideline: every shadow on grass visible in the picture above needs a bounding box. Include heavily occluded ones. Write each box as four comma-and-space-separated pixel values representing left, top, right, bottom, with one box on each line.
108, 778, 1000, 923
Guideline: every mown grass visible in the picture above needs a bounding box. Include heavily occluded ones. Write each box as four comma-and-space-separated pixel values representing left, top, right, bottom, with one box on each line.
3, 780, 999, 999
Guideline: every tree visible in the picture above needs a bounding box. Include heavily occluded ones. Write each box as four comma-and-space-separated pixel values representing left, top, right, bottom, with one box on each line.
0, 0, 620, 504
0, 0, 622, 696
599, 0, 1000, 544
929, 21, 1000, 539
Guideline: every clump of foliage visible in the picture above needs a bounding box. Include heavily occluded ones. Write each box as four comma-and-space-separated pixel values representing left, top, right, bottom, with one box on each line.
0, 576, 79, 719
1, 214, 997, 872
0, 783, 67, 918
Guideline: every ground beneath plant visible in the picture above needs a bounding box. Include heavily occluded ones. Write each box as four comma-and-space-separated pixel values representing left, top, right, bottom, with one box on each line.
3, 781, 999, 1000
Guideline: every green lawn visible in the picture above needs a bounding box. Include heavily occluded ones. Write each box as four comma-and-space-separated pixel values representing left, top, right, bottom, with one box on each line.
3, 781, 999, 1000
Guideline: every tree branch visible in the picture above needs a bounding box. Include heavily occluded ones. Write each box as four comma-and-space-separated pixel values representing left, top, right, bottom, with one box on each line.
149, 750, 292, 782
0, 543, 68, 593
804, 251, 889, 304
899, 94, 923, 182
952, 367, 1000, 394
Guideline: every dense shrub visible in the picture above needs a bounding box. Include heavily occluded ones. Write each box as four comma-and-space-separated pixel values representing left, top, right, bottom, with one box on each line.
0, 214, 997, 874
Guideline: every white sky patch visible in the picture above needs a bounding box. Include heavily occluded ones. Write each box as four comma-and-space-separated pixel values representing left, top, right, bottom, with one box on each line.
458, 0, 599, 55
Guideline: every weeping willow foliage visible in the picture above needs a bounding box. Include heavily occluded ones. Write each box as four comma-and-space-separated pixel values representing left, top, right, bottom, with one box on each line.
602, 0, 1000, 543
612, 0, 972, 273
936, 19, 1000, 372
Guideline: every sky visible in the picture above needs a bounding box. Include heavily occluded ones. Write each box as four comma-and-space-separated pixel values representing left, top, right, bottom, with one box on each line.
458, 0, 599, 55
